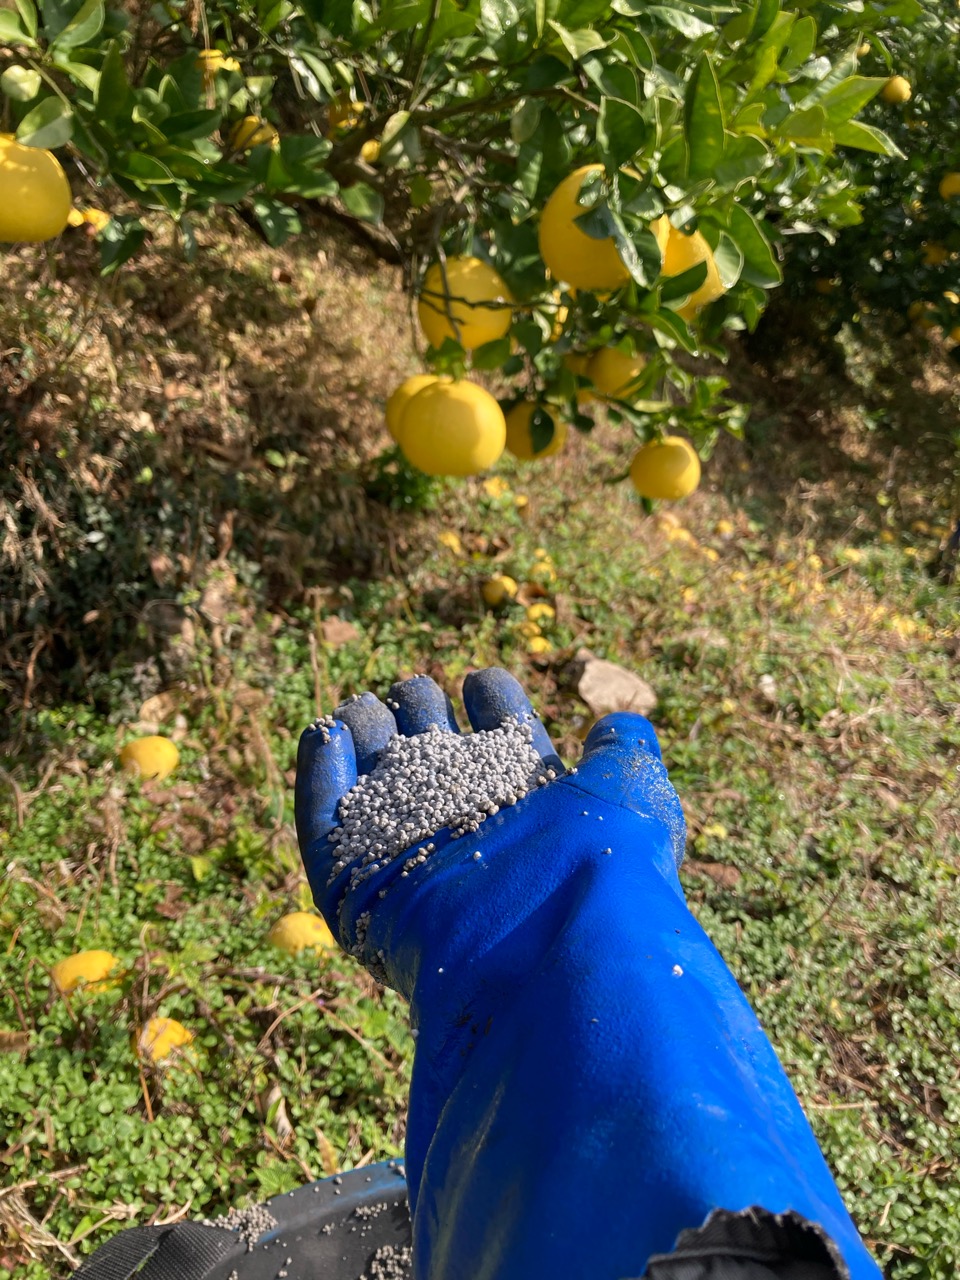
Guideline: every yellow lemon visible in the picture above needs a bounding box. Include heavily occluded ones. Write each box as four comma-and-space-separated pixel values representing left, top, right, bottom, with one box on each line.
329, 96, 365, 132
538, 165, 630, 292
119, 736, 180, 782
417, 257, 513, 351
67, 208, 85, 227
51, 950, 120, 995
400, 380, 506, 477
527, 636, 552, 655
138, 1017, 193, 1063
360, 139, 380, 164
482, 575, 519, 607
385, 374, 444, 445
629, 437, 701, 501
504, 403, 567, 461
197, 49, 240, 83
652, 217, 726, 320
228, 116, 279, 151
82, 208, 110, 232
881, 76, 911, 104
586, 347, 646, 400
0, 134, 71, 243
940, 172, 960, 200
526, 603, 555, 623
267, 911, 337, 955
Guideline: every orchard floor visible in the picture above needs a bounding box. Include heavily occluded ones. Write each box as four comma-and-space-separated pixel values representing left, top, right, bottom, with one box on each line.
1, 217, 959, 1279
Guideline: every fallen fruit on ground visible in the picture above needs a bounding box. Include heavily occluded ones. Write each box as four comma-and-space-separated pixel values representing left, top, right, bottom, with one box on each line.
139, 1017, 194, 1063
881, 75, 912, 104
526, 603, 555, 622
482, 575, 519, 606
417, 257, 513, 351
399, 380, 506, 477
385, 374, 442, 445
267, 911, 337, 955
630, 436, 702, 501
228, 116, 279, 151
527, 636, 552, 655
538, 165, 630, 292
119, 735, 180, 781
0, 135, 71, 243
51, 950, 120, 995
653, 218, 726, 321
587, 347, 646, 401
504, 403, 567, 461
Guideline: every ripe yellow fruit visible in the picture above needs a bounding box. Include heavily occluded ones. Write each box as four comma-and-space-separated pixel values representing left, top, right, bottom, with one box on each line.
119, 736, 179, 782
51, 950, 120, 995
539, 165, 630, 292
940, 172, 960, 200
267, 911, 337, 954
629, 437, 701, 501
526, 603, 555, 623
400, 380, 506, 476
329, 97, 365, 132
417, 257, 513, 351
385, 374, 443, 445
229, 116, 279, 152
587, 347, 646, 400
197, 49, 240, 83
360, 139, 380, 164
482, 575, 519, 607
0, 134, 71, 243
504, 403, 567, 461
652, 217, 726, 321
881, 76, 911, 104
527, 636, 552, 655
138, 1017, 193, 1063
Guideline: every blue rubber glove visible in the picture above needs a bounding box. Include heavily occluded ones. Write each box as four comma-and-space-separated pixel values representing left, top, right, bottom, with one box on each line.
295, 669, 882, 1280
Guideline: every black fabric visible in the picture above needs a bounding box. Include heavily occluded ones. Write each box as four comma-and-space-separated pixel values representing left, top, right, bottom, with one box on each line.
73, 1222, 236, 1280
639, 1207, 850, 1280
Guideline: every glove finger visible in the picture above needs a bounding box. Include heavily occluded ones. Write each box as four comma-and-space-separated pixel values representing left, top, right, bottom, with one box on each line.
387, 675, 461, 735
462, 667, 564, 773
571, 712, 685, 865
333, 692, 397, 774
295, 719, 358, 891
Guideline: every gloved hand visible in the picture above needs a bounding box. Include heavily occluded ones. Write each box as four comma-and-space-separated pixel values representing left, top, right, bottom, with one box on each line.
295, 669, 882, 1280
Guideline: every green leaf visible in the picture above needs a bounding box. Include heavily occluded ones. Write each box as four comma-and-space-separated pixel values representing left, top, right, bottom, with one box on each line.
833, 120, 903, 157
597, 97, 647, 168
0, 9, 34, 41
684, 55, 725, 182
725, 204, 781, 287
16, 96, 73, 149
13, 0, 38, 37
511, 98, 543, 144
779, 14, 816, 74
646, 307, 698, 353
816, 76, 886, 125
712, 232, 743, 290
472, 337, 513, 371
546, 19, 607, 60
51, 0, 103, 49
660, 260, 707, 303
161, 108, 222, 142
529, 407, 556, 454
774, 104, 831, 149
646, 4, 714, 37
51, 55, 100, 92
714, 135, 767, 187
99, 216, 146, 275
252, 197, 301, 246
95, 40, 132, 122
340, 181, 384, 224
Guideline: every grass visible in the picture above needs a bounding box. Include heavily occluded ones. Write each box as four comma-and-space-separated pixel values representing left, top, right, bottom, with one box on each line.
2, 221, 960, 1278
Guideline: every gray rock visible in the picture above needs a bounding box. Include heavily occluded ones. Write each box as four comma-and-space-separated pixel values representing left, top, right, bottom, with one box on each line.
569, 649, 657, 718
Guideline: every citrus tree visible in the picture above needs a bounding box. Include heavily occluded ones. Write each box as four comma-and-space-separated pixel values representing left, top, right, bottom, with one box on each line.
1, 0, 916, 491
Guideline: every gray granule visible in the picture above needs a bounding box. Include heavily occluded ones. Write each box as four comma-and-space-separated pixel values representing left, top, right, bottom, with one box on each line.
201, 1203, 278, 1252
311, 714, 338, 745
326, 720, 551, 898
354, 1204, 385, 1219
358, 1243, 413, 1280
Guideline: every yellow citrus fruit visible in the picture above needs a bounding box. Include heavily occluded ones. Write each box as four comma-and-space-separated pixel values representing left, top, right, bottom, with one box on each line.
652, 217, 726, 321
138, 1017, 193, 1063
527, 636, 552, 655
267, 911, 337, 954
385, 374, 444, 445
504, 403, 567, 461
400, 380, 506, 476
229, 116, 279, 151
526, 603, 555, 623
197, 49, 240, 82
629, 437, 701, 501
417, 257, 513, 351
881, 76, 911, 104
360, 139, 380, 164
563, 352, 595, 405
51, 950, 120, 995
539, 165, 630, 292
329, 97, 365, 132
587, 347, 646, 400
119, 736, 180, 782
940, 172, 960, 200
0, 134, 71, 243
482, 575, 519, 606
82, 208, 110, 232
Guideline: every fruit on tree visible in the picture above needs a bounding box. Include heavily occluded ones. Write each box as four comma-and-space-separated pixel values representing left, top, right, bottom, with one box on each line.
563, 352, 595, 405
587, 347, 646, 400
399, 380, 506, 476
538, 165, 630, 292
228, 116, 279, 152
360, 139, 380, 164
881, 76, 912, 104
630, 436, 701, 501
0, 135, 71, 243
939, 172, 960, 200
267, 911, 337, 954
504, 403, 568, 461
482, 575, 519, 606
197, 48, 240, 84
653, 217, 726, 321
417, 256, 513, 351
385, 374, 444, 445
119, 735, 179, 781
51, 950, 120, 995
328, 96, 365, 132
138, 1017, 193, 1063
0, 66, 41, 101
